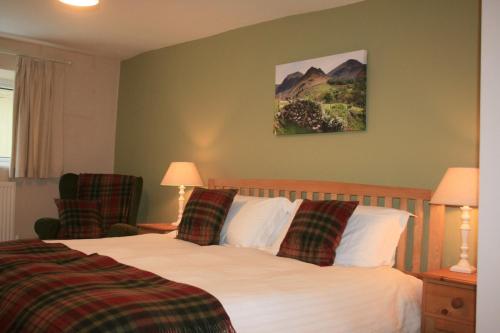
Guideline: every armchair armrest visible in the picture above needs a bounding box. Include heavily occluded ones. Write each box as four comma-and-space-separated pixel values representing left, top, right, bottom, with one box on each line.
34, 218, 61, 240
107, 223, 139, 237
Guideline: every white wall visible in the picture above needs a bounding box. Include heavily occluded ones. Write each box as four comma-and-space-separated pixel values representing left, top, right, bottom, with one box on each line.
477, 0, 500, 331
0, 37, 120, 238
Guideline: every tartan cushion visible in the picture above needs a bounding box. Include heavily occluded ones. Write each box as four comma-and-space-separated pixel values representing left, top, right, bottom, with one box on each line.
177, 187, 238, 245
277, 199, 358, 266
55, 199, 103, 239
77, 174, 138, 233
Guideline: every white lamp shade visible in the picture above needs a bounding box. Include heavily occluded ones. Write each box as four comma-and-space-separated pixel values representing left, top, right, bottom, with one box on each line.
161, 162, 203, 187
430, 167, 479, 207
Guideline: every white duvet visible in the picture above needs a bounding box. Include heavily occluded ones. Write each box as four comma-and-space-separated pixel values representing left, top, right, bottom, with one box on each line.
47, 234, 422, 333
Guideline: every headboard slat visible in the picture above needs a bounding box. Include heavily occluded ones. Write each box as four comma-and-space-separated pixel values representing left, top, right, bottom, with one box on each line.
396, 228, 408, 271
427, 205, 445, 271
396, 198, 409, 271
411, 199, 425, 273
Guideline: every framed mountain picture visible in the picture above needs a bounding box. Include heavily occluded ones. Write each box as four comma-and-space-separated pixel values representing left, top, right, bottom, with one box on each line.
274, 50, 367, 135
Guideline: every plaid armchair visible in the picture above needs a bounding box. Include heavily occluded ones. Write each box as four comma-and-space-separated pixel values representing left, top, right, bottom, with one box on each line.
34, 173, 143, 240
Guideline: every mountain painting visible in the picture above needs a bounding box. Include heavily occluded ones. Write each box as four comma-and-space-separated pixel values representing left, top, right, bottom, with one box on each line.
274, 50, 367, 135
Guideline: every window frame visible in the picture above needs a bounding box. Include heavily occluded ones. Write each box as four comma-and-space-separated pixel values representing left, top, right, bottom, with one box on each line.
0, 73, 15, 162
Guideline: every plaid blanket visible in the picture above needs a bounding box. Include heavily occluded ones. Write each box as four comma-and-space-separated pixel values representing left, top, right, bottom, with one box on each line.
77, 174, 138, 233
0, 240, 236, 333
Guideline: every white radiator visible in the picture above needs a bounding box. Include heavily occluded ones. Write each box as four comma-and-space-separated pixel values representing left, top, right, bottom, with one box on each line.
0, 182, 15, 241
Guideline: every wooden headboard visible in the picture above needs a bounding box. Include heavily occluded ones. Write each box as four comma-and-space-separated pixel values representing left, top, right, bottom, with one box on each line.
208, 178, 445, 274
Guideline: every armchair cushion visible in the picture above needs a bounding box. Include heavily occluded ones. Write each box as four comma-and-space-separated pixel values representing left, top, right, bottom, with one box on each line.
55, 199, 103, 239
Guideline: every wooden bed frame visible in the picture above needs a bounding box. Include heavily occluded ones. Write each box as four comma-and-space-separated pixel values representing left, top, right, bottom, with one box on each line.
208, 178, 445, 274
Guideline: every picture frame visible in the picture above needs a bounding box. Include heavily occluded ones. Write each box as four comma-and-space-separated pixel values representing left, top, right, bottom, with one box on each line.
274, 50, 367, 135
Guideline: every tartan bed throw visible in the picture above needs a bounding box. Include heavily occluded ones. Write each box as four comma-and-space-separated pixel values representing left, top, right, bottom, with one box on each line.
76, 174, 137, 233
0, 239, 236, 333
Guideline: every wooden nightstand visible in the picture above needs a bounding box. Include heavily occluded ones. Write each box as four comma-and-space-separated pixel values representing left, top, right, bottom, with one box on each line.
421, 269, 477, 333
137, 223, 178, 234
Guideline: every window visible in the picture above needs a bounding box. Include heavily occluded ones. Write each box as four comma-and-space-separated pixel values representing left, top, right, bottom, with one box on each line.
0, 69, 15, 168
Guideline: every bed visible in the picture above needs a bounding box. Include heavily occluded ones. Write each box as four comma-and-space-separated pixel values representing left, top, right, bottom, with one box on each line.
1, 178, 445, 333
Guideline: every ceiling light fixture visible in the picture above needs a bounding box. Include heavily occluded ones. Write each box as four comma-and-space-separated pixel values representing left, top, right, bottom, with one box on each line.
59, 0, 99, 7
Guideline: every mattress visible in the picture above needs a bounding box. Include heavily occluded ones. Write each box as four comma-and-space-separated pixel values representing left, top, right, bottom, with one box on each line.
47, 234, 422, 333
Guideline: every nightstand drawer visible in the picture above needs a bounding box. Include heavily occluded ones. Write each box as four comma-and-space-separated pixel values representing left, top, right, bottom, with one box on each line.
424, 282, 476, 323
423, 317, 474, 333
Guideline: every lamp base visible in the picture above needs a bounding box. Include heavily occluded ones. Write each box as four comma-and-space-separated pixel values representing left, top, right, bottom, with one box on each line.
448, 206, 476, 274
172, 185, 186, 227
450, 259, 476, 274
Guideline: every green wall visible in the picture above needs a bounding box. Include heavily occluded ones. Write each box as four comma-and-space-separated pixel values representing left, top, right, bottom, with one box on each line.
115, 0, 480, 266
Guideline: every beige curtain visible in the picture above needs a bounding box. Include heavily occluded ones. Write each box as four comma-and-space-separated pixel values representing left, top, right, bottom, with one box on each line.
10, 56, 64, 179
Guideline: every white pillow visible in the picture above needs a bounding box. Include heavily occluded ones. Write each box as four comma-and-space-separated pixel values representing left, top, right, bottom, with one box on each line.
166, 230, 178, 238
334, 205, 410, 267
268, 199, 303, 255
220, 195, 294, 250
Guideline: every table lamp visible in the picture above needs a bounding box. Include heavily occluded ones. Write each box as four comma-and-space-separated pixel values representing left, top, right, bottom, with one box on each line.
431, 167, 479, 274
161, 162, 203, 225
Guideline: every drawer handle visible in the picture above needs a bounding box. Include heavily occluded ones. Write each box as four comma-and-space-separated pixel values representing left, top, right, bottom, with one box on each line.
451, 297, 464, 309
440, 308, 449, 316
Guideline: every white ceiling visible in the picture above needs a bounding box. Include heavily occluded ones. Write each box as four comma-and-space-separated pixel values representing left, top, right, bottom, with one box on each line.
0, 0, 363, 59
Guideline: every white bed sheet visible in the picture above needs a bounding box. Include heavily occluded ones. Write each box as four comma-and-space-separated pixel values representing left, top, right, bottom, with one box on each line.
47, 234, 422, 333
